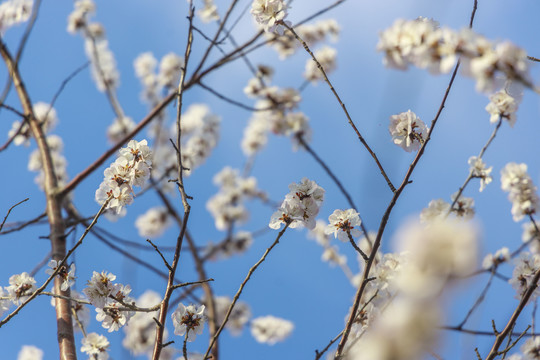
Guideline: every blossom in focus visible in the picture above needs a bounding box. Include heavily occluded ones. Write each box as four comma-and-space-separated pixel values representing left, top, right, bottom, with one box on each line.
83, 271, 118, 308
6, 272, 36, 305
269, 178, 325, 230
325, 208, 362, 242
46, 260, 76, 291
171, 303, 206, 342
250, 315, 294, 345
389, 110, 428, 152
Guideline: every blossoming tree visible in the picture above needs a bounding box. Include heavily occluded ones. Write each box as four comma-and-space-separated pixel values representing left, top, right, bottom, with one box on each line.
1, 0, 540, 359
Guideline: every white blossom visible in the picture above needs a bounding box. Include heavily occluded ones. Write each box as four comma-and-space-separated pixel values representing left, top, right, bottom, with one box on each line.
17, 345, 43, 360
304, 46, 337, 82
135, 206, 171, 238
468, 156, 493, 192
389, 110, 428, 152
46, 260, 76, 291
482, 247, 510, 270
6, 272, 36, 305
171, 303, 206, 342
420, 199, 451, 223
325, 209, 362, 242
0, 0, 32, 33
250, 315, 294, 345
509, 252, 540, 302
450, 192, 475, 220
81, 332, 110, 360
501, 163, 540, 222
122, 291, 163, 356
83, 271, 118, 308
485, 89, 518, 126
214, 296, 251, 336
251, 0, 288, 33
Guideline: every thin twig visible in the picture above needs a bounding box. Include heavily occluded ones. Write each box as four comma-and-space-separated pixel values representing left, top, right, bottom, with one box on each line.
0, 198, 28, 232
203, 223, 290, 359
147, 239, 172, 271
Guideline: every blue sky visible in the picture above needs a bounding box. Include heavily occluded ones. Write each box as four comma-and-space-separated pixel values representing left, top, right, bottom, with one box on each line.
1, 0, 540, 359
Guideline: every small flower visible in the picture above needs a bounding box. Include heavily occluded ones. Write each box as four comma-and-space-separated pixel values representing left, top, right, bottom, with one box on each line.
509, 252, 540, 302
171, 303, 206, 342
420, 199, 451, 223
325, 209, 362, 242
96, 301, 133, 332
46, 260, 76, 291
501, 163, 539, 222
83, 271, 117, 308
81, 332, 110, 360
482, 247, 510, 270
485, 89, 518, 126
468, 156, 493, 192
250, 315, 294, 345
389, 110, 428, 152
450, 192, 475, 220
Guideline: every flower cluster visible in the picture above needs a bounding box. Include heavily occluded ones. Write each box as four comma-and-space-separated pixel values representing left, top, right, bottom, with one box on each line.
388, 110, 428, 152
242, 72, 310, 155
501, 163, 540, 221
207, 167, 266, 231
171, 303, 206, 342
304, 46, 337, 83
522, 222, 540, 254
377, 18, 531, 93
420, 192, 475, 222
265, 19, 340, 59
0, 0, 32, 33
133, 51, 184, 105
250, 315, 294, 345
83, 271, 134, 332
251, 0, 288, 33
68, 0, 119, 92
135, 206, 172, 238
482, 247, 510, 270
269, 178, 325, 230
95, 139, 152, 216
325, 208, 362, 242
468, 156, 493, 192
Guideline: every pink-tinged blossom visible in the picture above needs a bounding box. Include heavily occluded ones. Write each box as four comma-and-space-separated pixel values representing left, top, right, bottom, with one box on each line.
81, 332, 110, 360
250, 315, 294, 345
501, 163, 540, 221
389, 110, 428, 152
171, 303, 206, 342
325, 209, 362, 242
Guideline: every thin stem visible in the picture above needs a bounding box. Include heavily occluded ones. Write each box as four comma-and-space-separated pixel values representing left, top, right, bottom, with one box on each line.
281, 21, 395, 193
203, 224, 290, 360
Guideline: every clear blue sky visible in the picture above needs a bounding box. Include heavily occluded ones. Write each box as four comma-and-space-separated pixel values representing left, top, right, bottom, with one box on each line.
1, 0, 540, 359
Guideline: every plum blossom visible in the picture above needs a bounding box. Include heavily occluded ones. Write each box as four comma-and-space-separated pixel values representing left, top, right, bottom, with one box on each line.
482, 247, 510, 270
269, 178, 325, 230
171, 303, 206, 342
46, 260, 76, 291
501, 163, 540, 221
17, 345, 43, 360
304, 46, 337, 82
0, 0, 32, 33
468, 156, 493, 192
509, 253, 540, 302
389, 110, 428, 152
485, 89, 518, 126
325, 209, 362, 242
251, 0, 288, 33
6, 272, 36, 305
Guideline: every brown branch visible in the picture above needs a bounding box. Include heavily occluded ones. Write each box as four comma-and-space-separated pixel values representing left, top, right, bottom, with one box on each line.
281, 22, 395, 193
0, 37, 77, 359
152, 5, 195, 359
203, 223, 290, 360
